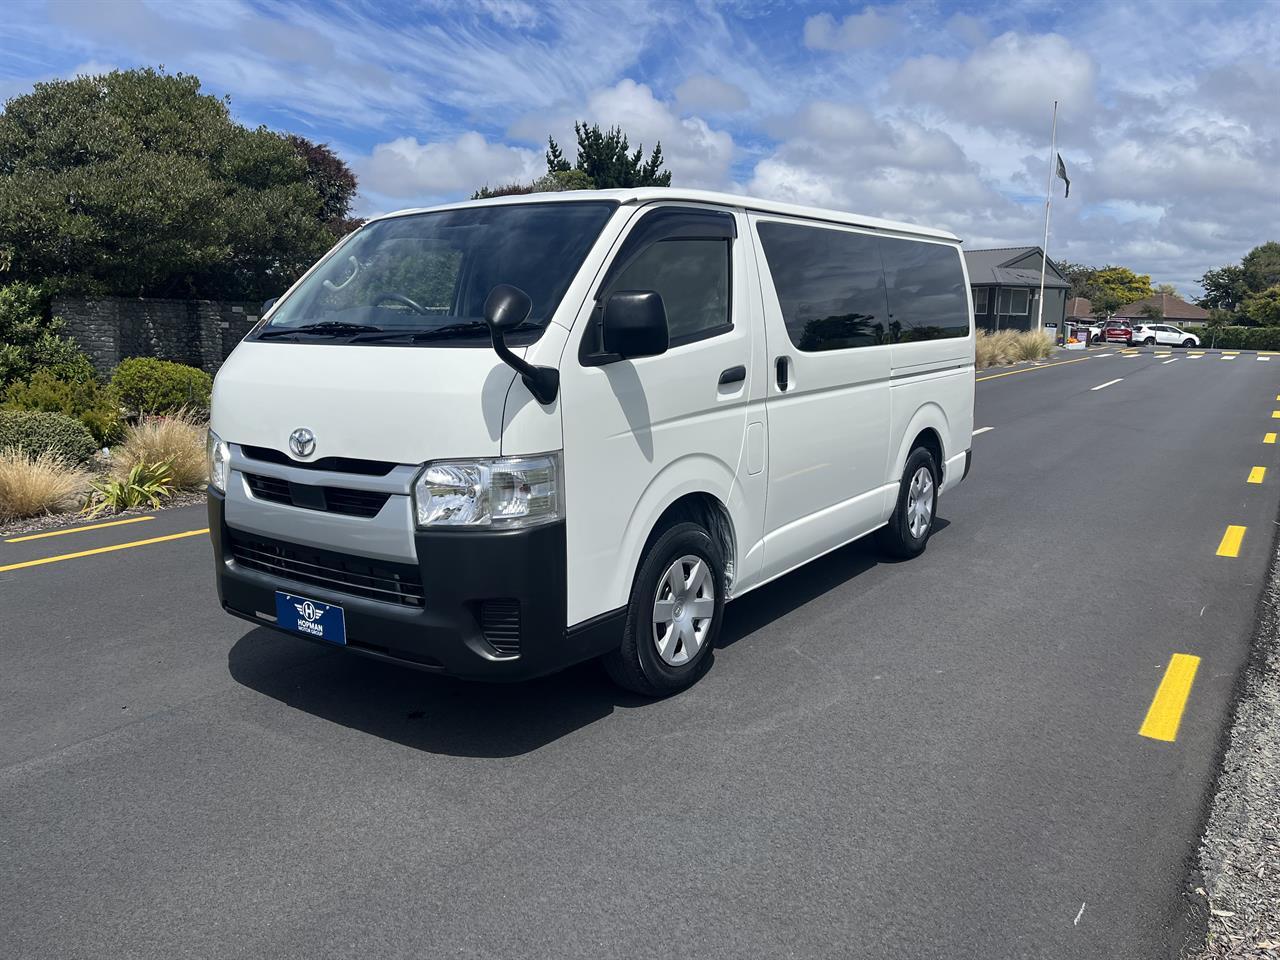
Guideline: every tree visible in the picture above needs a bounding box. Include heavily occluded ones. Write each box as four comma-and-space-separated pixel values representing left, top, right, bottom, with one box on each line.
1242, 242, 1280, 293
286, 134, 362, 238
471, 169, 594, 200
1243, 285, 1280, 326
1090, 266, 1153, 306
547, 122, 671, 189
1056, 261, 1097, 300
1154, 283, 1179, 297
1138, 303, 1164, 321
1198, 265, 1250, 313
0, 68, 349, 300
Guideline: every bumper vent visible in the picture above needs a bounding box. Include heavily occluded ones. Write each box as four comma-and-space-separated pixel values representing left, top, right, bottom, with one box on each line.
480, 599, 521, 657
244, 473, 391, 519
228, 530, 424, 608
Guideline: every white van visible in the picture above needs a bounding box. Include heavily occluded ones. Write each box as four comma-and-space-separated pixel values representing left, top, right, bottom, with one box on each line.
207, 189, 974, 695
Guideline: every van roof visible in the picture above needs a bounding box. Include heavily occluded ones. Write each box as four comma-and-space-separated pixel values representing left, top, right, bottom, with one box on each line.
371, 188, 961, 243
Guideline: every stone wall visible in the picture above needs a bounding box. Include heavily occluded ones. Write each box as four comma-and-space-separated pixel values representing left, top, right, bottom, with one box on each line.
51, 296, 263, 375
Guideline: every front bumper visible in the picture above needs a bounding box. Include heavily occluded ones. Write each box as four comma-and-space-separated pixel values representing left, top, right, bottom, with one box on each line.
208, 490, 622, 681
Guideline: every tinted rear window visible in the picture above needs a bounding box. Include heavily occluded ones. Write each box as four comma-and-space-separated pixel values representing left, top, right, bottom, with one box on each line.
879, 237, 970, 341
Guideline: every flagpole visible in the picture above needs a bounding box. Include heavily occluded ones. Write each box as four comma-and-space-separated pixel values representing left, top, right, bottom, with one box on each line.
1037, 99, 1058, 334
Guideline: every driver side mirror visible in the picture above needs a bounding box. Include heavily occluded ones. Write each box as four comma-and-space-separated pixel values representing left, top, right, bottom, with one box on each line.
603, 290, 669, 359
262, 297, 278, 314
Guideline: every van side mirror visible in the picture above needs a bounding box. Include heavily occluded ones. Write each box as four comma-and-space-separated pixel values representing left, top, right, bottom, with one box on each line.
603, 291, 669, 359
262, 297, 278, 314
483, 283, 558, 405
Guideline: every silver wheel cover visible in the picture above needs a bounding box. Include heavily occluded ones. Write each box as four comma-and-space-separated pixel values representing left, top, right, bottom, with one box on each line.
906, 465, 934, 539
652, 554, 715, 666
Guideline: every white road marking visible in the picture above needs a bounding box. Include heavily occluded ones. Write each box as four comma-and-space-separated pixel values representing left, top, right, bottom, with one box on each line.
1091, 378, 1124, 391
972, 426, 994, 436
1162, 358, 1178, 365
1074, 902, 1086, 926
1260, 356, 1272, 362
1221, 355, 1236, 361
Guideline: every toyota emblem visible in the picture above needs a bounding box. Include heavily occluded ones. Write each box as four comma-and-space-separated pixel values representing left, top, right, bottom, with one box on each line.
289, 428, 316, 458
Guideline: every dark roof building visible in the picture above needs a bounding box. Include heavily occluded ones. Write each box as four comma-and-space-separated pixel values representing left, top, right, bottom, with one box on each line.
1066, 297, 1093, 320
963, 246, 1069, 333
1111, 293, 1210, 326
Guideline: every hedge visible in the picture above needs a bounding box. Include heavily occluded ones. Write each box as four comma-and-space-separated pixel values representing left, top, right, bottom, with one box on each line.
3, 369, 125, 447
110, 357, 213, 415
1203, 326, 1280, 351
0, 409, 99, 464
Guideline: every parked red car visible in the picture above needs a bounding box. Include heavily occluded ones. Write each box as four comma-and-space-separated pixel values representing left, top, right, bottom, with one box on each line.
1101, 319, 1134, 345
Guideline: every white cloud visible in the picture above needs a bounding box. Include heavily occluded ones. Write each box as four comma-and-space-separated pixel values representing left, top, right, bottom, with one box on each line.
363, 132, 541, 201
674, 74, 749, 114
803, 7, 901, 51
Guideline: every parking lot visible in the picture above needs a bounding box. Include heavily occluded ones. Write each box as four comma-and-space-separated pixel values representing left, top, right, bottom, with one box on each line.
3, 344, 1277, 959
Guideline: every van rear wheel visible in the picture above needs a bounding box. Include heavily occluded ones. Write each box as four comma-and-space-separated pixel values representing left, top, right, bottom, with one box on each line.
876, 447, 939, 560
603, 522, 725, 697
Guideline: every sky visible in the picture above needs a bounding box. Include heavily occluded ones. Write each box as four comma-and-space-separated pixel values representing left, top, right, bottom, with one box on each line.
3, 0, 1278, 296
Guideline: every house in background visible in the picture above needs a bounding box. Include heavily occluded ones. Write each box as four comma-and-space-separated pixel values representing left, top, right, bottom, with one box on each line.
1111, 293, 1210, 328
963, 247, 1069, 332
1066, 297, 1093, 321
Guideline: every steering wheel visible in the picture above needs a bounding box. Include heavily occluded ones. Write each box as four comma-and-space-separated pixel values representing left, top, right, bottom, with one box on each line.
373, 292, 430, 315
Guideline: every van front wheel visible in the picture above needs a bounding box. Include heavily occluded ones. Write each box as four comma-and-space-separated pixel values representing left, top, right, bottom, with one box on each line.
876, 447, 939, 560
603, 522, 725, 697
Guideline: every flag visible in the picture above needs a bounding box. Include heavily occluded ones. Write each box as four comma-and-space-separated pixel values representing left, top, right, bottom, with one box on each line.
1056, 152, 1071, 198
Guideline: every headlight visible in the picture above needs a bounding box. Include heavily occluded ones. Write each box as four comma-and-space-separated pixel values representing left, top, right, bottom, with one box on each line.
413, 453, 561, 529
207, 430, 230, 493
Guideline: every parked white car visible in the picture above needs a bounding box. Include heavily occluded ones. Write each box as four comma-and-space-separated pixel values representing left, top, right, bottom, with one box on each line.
1132, 323, 1200, 347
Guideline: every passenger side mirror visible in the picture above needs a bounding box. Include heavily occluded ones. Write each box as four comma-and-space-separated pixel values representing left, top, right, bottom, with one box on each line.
603, 290, 669, 360
482, 283, 558, 406
483, 284, 533, 332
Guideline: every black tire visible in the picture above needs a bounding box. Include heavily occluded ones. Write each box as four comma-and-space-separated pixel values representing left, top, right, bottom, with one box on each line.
876, 446, 939, 560
1143, 337, 1155, 345
603, 521, 725, 697
1183, 339, 1195, 347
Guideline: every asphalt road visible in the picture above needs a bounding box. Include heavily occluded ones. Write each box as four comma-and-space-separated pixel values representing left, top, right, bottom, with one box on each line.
2, 345, 1277, 959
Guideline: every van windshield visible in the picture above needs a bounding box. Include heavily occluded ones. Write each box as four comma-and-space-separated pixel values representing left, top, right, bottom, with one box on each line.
258, 200, 617, 344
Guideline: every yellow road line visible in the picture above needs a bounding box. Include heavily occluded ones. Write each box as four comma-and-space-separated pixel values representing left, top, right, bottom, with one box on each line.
1216, 525, 1246, 558
976, 355, 1094, 382
1140, 654, 1201, 742
1223, 351, 1241, 356
1272, 411, 1280, 419
1266, 432, 1277, 444
0, 528, 209, 573
1249, 466, 1267, 484
5, 515, 155, 543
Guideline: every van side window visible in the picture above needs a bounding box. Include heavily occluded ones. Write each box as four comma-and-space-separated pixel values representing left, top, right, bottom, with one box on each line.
756, 221, 888, 352
607, 238, 730, 343
879, 237, 970, 341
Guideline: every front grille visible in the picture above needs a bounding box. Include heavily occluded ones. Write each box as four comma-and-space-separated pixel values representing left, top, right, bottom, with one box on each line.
228, 530, 424, 608
241, 445, 396, 476
480, 599, 521, 657
244, 473, 392, 518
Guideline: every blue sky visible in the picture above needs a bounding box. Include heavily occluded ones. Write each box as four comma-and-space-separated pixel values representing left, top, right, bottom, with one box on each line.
3, 0, 1278, 294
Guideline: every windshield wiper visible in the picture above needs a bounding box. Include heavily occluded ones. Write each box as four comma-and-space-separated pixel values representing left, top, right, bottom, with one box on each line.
350, 321, 502, 343
258, 321, 385, 340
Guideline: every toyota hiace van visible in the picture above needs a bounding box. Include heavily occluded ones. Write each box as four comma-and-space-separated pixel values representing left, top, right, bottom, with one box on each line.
207, 189, 974, 695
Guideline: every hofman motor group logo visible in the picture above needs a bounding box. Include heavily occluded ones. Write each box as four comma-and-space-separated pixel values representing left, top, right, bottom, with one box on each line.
293, 599, 325, 636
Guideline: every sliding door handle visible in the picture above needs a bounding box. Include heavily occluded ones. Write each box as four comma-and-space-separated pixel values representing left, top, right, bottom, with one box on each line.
718, 365, 746, 386
775, 356, 789, 391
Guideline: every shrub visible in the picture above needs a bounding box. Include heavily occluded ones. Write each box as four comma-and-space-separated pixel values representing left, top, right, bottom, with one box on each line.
84, 461, 174, 517
3, 369, 124, 447
110, 358, 212, 415
113, 412, 207, 489
0, 282, 95, 388
0, 410, 98, 464
1205, 326, 1280, 351
0, 448, 92, 520
1012, 330, 1054, 361
975, 330, 1054, 369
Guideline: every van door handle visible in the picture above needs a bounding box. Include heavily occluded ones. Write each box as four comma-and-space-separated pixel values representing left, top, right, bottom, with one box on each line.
718, 365, 746, 386
775, 356, 789, 391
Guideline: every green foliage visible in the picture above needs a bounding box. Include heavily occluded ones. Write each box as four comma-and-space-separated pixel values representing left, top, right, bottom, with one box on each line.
1242, 242, 1280, 292
1153, 283, 1179, 297
0, 67, 352, 300
286, 134, 362, 238
1243, 285, 1280, 326
1198, 265, 1249, 313
471, 169, 596, 200
110, 357, 212, 415
1204, 326, 1280, 350
1138, 303, 1164, 320
0, 282, 94, 388
0, 409, 98, 464
3, 369, 123, 446
1059, 263, 1153, 314
84, 460, 174, 517
547, 123, 671, 189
